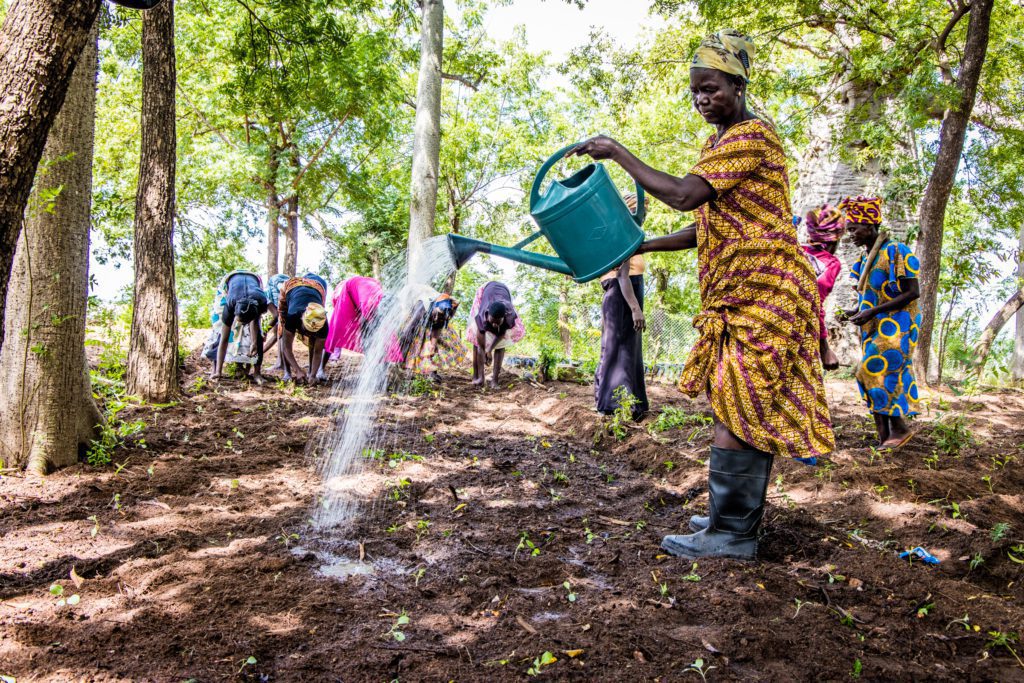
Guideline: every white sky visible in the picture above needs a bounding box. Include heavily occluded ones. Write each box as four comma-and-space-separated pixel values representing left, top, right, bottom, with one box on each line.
89, 0, 662, 301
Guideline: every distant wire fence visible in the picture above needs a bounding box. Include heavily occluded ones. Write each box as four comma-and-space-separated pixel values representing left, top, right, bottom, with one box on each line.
450, 301, 700, 384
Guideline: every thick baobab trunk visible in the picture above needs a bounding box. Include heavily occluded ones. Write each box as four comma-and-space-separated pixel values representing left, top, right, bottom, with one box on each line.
1012, 228, 1024, 383
0, 0, 103, 355
914, 0, 995, 385
973, 286, 1024, 378
793, 67, 913, 368
126, 0, 179, 402
0, 25, 102, 473
407, 0, 443, 264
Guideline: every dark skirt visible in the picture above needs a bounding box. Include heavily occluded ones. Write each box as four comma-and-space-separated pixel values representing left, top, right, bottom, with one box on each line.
595, 274, 648, 417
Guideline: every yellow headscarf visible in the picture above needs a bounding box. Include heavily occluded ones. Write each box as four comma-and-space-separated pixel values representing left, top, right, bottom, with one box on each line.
302, 302, 327, 332
838, 196, 883, 225
691, 29, 755, 82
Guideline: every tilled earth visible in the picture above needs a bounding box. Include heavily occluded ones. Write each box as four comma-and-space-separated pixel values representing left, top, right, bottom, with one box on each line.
2, 349, 1023, 681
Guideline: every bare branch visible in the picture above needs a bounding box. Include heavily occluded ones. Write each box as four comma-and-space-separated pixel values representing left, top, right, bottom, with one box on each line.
441, 71, 483, 90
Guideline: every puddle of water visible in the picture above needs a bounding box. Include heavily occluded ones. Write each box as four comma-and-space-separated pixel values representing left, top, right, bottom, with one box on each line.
292, 545, 373, 580
319, 556, 374, 579
533, 611, 566, 622
292, 543, 410, 581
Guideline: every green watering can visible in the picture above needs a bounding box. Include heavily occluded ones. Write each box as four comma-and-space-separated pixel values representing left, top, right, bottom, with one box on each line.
448, 143, 646, 283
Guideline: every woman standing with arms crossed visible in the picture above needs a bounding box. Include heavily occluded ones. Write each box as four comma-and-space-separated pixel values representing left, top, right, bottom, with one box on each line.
570, 29, 834, 561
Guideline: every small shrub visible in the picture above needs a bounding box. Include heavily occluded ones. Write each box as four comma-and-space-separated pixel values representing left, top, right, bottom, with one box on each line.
931, 414, 974, 456
606, 386, 638, 440
648, 406, 712, 434
537, 346, 560, 382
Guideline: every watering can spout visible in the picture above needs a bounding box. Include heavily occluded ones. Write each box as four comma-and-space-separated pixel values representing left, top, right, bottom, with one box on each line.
447, 234, 574, 276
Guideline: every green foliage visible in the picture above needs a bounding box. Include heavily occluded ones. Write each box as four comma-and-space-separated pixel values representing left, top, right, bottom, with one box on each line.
515, 532, 541, 559
537, 345, 560, 382
931, 414, 975, 456
606, 386, 638, 440
649, 406, 712, 434
86, 327, 146, 466
526, 651, 557, 677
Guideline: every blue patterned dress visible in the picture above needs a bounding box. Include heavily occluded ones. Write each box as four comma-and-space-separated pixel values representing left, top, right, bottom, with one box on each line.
850, 239, 921, 417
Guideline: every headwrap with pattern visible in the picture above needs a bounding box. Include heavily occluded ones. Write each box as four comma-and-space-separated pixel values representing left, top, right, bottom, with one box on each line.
302, 302, 327, 332
805, 203, 845, 244
691, 29, 755, 82
839, 196, 883, 225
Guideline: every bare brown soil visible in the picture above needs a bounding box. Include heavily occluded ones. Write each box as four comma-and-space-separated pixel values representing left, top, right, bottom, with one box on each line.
2, 348, 1024, 682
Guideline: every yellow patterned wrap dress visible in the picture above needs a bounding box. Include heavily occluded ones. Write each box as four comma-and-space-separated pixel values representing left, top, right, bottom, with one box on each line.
678, 119, 835, 460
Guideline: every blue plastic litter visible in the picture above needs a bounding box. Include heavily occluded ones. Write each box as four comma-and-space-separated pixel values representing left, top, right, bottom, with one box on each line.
899, 546, 941, 565
795, 456, 817, 466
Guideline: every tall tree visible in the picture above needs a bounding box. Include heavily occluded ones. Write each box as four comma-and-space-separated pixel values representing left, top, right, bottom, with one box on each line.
0, 23, 103, 473
0, 0, 104, 354
126, 0, 178, 402
1015, 229, 1024, 382
407, 0, 444, 263
914, 0, 995, 383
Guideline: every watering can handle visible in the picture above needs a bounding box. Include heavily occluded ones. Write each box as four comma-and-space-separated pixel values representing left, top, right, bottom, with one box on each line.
529, 143, 647, 227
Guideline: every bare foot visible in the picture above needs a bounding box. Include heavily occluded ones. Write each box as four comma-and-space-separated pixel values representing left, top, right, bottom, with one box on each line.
471, 377, 484, 387
253, 374, 265, 386
487, 379, 500, 390
316, 370, 329, 383
209, 371, 222, 380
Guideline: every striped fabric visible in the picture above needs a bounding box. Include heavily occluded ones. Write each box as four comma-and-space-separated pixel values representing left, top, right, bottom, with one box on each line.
679, 119, 835, 460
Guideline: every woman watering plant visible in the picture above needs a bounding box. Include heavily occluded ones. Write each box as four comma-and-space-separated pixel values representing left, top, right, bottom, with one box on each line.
569, 29, 835, 561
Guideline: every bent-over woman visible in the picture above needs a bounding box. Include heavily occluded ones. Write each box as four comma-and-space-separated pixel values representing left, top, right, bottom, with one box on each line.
399, 286, 466, 381
278, 274, 329, 385
466, 281, 524, 389
208, 270, 269, 384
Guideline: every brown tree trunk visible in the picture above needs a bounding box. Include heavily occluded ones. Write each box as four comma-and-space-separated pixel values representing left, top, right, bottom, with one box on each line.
973, 286, 1024, 378
283, 194, 298, 277
371, 252, 381, 281
126, 0, 178, 402
0, 0, 103, 355
264, 139, 281, 278
266, 195, 280, 278
282, 144, 299, 277
264, 145, 281, 281
0, 24, 102, 473
914, 0, 995, 384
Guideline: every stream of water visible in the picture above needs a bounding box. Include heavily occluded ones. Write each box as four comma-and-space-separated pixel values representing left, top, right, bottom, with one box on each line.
310, 236, 458, 532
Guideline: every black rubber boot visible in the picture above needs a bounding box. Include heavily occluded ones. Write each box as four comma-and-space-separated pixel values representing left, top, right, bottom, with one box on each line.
662, 446, 774, 561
